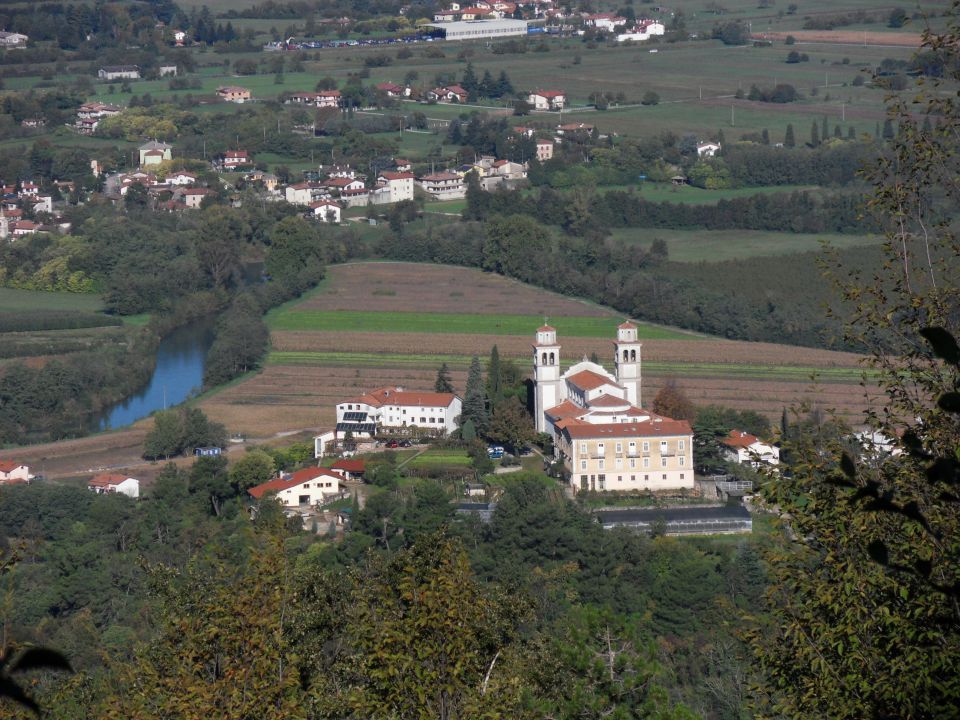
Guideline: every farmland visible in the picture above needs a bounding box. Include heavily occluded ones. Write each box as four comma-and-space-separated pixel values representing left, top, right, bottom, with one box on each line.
198, 262, 876, 435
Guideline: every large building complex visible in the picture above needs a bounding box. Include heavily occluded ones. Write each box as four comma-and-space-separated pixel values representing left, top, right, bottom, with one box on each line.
424, 19, 528, 41
533, 323, 694, 494
334, 387, 462, 438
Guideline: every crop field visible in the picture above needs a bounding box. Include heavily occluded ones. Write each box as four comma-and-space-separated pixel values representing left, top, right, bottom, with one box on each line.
199, 262, 877, 434
610, 228, 883, 262
407, 449, 473, 468
0, 288, 104, 313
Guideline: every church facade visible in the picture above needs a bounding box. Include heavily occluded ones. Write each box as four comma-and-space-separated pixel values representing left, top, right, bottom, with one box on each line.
533, 322, 695, 494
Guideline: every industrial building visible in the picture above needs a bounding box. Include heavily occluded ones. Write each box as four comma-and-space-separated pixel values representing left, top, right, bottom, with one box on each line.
425, 19, 528, 41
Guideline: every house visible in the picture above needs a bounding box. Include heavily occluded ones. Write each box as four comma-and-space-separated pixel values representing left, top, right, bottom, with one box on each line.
159, 64, 178, 77
247, 467, 344, 509
417, 171, 465, 200
246, 170, 279, 191
173, 30, 187, 46
536, 139, 554, 161
309, 200, 342, 223
21, 118, 45, 128
334, 386, 463, 439
285, 181, 325, 206
376, 171, 415, 203
99, 65, 141, 80
181, 188, 212, 208
428, 85, 469, 103
597, 505, 751, 535
286, 90, 341, 108
87, 473, 140, 498
584, 13, 626, 30
460, 6, 493, 19
324, 176, 366, 194
31, 195, 53, 214
77, 102, 123, 120
139, 140, 172, 166
339, 187, 372, 208
616, 19, 666, 42
217, 86, 252, 103
10, 220, 39, 237
527, 90, 566, 111
722, 430, 779, 467
19, 182, 39, 197
331, 458, 366, 481
75, 117, 100, 135
393, 159, 412, 172
696, 141, 722, 157
556, 122, 593, 136
166, 171, 198, 186
376, 82, 411, 97
0, 461, 31, 484
533, 323, 695, 494
0, 31, 28, 49
222, 150, 251, 169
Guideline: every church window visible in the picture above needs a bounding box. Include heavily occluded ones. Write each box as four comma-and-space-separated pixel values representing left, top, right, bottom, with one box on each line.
630, 349, 636, 361
541, 352, 547, 365
622, 349, 628, 362
549, 352, 555, 365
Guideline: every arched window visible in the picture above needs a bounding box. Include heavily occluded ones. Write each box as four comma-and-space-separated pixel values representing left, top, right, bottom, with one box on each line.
630, 349, 636, 362
549, 352, 555, 365
541, 352, 547, 365
622, 349, 629, 362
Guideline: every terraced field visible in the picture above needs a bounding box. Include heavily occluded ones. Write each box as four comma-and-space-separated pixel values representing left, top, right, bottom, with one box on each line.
199, 262, 876, 435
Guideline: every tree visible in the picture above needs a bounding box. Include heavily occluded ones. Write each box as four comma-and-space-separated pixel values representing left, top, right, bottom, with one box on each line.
751, 16, 960, 718
652, 379, 696, 421
229, 449, 275, 494
810, 121, 820, 147
203, 294, 269, 387
487, 396, 535, 452
888, 7, 908, 28
461, 356, 489, 433
434, 362, 454, 393
461, 62, 478, 99
784, 123, 795, 147
486, 345, 502, 407
641, 91, 660, 106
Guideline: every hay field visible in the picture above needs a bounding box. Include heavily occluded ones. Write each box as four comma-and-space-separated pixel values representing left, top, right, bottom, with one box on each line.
200, 262, 875, 434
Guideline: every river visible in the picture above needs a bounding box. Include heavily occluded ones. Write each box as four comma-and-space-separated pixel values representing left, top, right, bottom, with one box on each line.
97, 317, 217, 430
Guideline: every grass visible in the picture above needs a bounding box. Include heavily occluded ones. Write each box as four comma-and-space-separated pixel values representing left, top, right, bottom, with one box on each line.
408, 449, 473, 468
266, 349, 871, 383
266, 309, 694, 339
610, 228, 883, 262
0, 288, 104, 313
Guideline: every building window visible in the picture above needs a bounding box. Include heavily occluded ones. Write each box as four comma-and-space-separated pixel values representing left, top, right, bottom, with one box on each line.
629, 458, 636, 469
617, 475, 623, 482
644, 474, 649, 481
580, 460, 587, 471
580, 442, 587, 454
660, 440, 668, 452
598, 474, 606, 490
580, 475, 588, 491
628, 441, 636, 452
642, 441, 649, 452
643, 457, 650, 468
680, 474, 685, 480
615, 443, 622, 453
630, 475, 635, 482
679, 456, 685, 466
661, 457, 667, 468
662, 474, 667, 480
598, 459, 605, 470
679, 439, 685, 451
615, 458, 622, 469
597, 442, 605, 454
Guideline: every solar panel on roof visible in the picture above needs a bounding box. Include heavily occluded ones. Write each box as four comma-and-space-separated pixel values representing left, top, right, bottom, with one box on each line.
336, 422, 377, 433
342, 412, 368, 422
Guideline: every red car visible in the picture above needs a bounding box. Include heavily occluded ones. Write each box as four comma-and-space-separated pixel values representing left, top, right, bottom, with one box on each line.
385, 440, 399, 448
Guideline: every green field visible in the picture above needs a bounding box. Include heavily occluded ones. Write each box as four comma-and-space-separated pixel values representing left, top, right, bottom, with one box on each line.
266, 350, 870, 383
407, 449, 473, 468
0, 288, 104, 313
266, 309, 694, 339
610, 228, 883, 262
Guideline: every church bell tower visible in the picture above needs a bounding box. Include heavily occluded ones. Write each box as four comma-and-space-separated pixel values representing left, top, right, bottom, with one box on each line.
614, 321, 642, 407
533, 324, 561, 433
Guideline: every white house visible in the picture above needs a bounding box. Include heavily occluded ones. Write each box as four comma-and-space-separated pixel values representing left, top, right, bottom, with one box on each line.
377, 171, 415, 203
696, 142, 722, 157
427, 85, 469, 103
159, 65, 178, 77
286, 90, 341, 108
309, 200, 342, 223
375, 82, 411, 97
324, 176, 366, 194
335, 387, 463, 438
285, 181, 325, 206
88, 473, 140, 498
0, 32, 28, 49
532, 322, 695, 494
616, 19, 666, 41
167, 171, 198, 186
181, 188, 212, 208
247, 467, 344, 508
0, 461, 32, 484
722, 430, 780, 467
217, 86, 251, 103
536, 140, 554, 161
222, 150, 251, 169
527, 90, 566, 110
99, 65, 140, 80
584, 13, 626, 31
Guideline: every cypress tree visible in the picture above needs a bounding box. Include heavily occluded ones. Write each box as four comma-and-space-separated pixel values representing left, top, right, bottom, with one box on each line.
496, 70, 514, 97
810, 121, 820, 147
434, 363, 454, 393
784, 123, 795, 147
848, 126, 856, 140
821, 114, 828, 142
461, 62, 478, 97
486, 345, 502, 407
761, 128, 770, 145
834, 124, 842, 138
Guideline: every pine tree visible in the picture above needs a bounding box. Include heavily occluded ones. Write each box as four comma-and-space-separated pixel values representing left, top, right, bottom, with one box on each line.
434, 363, 454, 393
848, 125, 856, 140
761, 128, 770, 145
784, 123, 795, 147
478, 69, 496, 99
810, 121, 820, 147
461, 63, 478, 97
461, 356, 488, 432
496, 70, 513, 98
834, 124, 842, 138
821, 114, 828, 142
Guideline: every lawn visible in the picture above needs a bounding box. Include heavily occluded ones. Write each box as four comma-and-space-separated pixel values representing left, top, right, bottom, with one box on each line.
610, 228, 883, 262
407, 449, 473, 468
266, 309, 693, 339
0, 288, 104, 313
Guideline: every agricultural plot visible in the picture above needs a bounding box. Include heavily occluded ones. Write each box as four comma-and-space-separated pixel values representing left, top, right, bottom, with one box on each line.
0, 288, 104, 313
610, 228, 883, 262
407, 449, 473, 468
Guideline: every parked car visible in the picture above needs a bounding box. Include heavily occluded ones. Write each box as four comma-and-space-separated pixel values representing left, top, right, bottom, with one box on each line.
399, 439, 412, 448
487, 445, 505, 459
386, 440, 399, 448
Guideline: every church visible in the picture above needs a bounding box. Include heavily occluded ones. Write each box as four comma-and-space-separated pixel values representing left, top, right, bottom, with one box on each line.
533, 322, 695, 494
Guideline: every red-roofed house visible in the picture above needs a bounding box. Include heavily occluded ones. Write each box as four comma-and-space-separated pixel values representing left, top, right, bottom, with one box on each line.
222, 150, 251, 169
335, 386, 462, 438
417, 171, 465, 199
286, 90, 341, 108
217, 86, 251, 103
248, 467, 343, 508
376, 82, 411, 97
722, 430, 779, 467
527, 90, 566, 111
10, 220, 39, 236
533, 322, 694, 493
427, 85, 469, 104
377, 171, 415, 203
87, 474, 140, 498
309, 199, 342, 223
181, 188, 212, 209
331, 458, 366, 481
0, 461, 32, 485
536, 139, 554, 161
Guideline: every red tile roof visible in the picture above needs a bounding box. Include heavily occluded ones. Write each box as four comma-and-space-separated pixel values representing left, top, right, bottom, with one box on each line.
533, 90, 565, 98
618, 320, 637, 329
723, 430, 760, 449
545, 399, 584, 421
89, 473, 134, 487
248, 467, 344, 499
343, 387, 457, 408
586, 393, 630, 408
566, 369, 616, 392
332, 459, 366, 473
0, 461, 25, 473
563, 419, 692, 439
380, 171, 415, 180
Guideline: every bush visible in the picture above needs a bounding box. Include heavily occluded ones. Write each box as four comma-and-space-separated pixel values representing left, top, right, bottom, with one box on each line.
641, 91, 660, 105
785, 35, 796, 45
